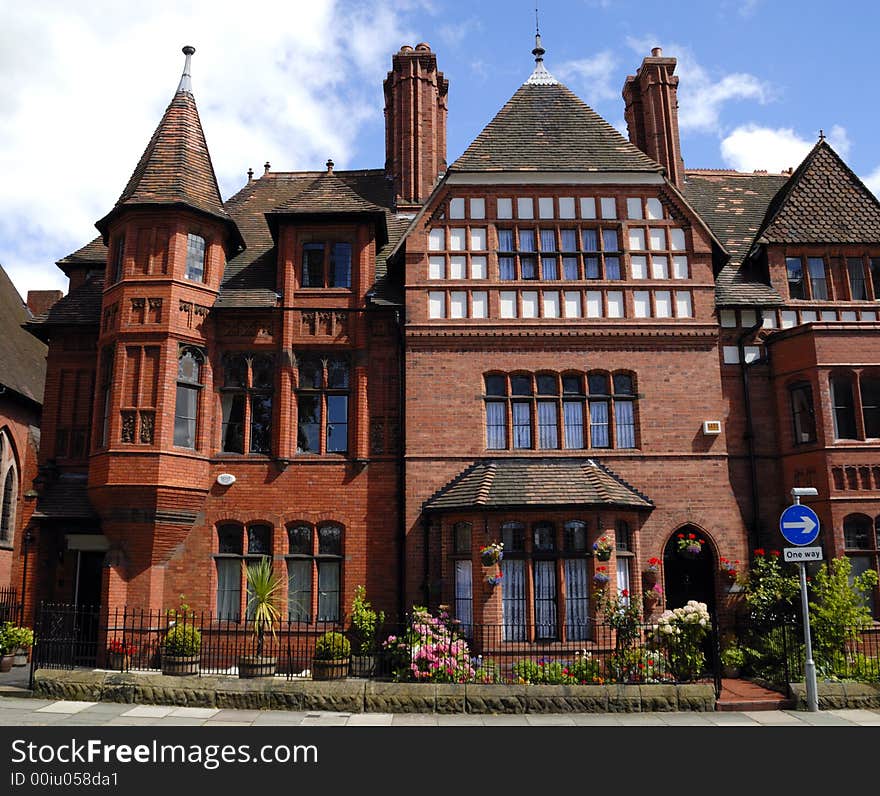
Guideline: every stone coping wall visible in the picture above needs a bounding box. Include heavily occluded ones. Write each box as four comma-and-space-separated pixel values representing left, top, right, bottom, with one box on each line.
32, 670, 717, 714
788, 681, 880, 710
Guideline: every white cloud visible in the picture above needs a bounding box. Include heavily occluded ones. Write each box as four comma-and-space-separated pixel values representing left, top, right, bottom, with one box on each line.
861, 166, 880, 199
555, 51, 619, 107
0, 1, 418, 296
720, 123, 850, 172
626, 36, 773, 135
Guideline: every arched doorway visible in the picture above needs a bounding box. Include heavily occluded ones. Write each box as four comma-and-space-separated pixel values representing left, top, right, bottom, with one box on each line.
663, 526, 717, 614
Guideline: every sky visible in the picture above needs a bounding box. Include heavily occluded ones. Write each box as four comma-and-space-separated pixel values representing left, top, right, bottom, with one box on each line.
2, 0, 879, 299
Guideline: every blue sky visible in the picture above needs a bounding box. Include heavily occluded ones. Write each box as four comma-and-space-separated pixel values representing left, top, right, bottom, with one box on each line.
1, 0, 878, 299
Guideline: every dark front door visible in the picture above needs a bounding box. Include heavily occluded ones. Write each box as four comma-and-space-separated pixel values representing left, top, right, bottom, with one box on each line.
74, 551, 104, 609
662, 532, 716, 614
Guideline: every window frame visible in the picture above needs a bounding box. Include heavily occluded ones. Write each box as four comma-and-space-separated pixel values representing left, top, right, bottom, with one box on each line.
789, 381, 817, 445
219, 352, 275, 455
213, 523, 274, 622
0, 431, 17, 547
295, 353, 351, 456
184, 232, 207, 282
843, 513, 880, 618
284, 522, 345, 624
299, 240, 354, 289
174, 346, 205, 449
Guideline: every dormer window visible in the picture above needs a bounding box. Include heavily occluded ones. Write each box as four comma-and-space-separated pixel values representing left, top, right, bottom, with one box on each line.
301, 242, 352, 288
185, 233, 206, 282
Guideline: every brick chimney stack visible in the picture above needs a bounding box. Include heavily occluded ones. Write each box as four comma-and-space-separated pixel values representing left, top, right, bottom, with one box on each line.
384, 43, 448, 210
622, 47, 684, 187
26, 290, 63, 318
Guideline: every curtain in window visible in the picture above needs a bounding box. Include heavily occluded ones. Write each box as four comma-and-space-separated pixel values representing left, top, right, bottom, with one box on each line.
562, 257, 578, 280
499, 256, 515, 280
454, 560, 473, 637
501, 559, 526, 641
563, 401, 584, 449
497, 229, 515, 250
581, 229, 598, 251
564, 559, 590, 641
287, 560, 312, 622
807, 258, 828, 300
216, 559, 241, 621
616, 558, 631, 606
317, 561, 340, 622
590, 401, 609, 447
519, 229, 536, 252
512, 402, 531, 448
534, 560, 557, 639
486, 402, 507, 449
848, 258, 867, 300
615, 400, 635, 448
560, 229, 577, 251
537, 401, 558, 449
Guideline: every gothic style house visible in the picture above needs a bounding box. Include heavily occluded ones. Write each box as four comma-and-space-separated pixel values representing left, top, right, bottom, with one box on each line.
8, 37, 880, 643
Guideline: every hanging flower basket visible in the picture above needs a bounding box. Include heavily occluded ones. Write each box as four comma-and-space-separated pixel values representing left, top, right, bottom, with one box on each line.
486, 573, 503, 587
593, 534, 614, 561
719, 557, 740, 583
593, 566, 610, 587
480, 542, 504, 567
676, 533, 706, 559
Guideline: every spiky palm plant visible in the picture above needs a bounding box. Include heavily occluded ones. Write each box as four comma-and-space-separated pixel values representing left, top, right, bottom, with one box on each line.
244, 558, 283, 658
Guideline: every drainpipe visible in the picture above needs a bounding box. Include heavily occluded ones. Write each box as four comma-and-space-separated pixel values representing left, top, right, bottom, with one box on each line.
737, 309, 765, 554
395, 307, 408, 623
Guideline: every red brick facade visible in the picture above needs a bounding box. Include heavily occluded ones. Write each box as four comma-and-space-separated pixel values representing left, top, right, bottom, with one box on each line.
10, 42, 880, 642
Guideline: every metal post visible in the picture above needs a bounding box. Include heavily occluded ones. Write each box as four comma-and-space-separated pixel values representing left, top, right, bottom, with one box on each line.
792, 491, 819, 712
799, 561, 818, 712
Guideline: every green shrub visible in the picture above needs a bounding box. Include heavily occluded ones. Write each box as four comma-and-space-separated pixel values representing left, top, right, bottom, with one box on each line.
511, 653, 603, 685
164, 624, 201, 657
314, 631, 350, 661
348, 585, 385, 655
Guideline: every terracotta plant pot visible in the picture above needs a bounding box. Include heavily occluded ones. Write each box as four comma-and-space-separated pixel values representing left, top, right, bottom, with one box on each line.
106, 651, 131, 671
642, 569, 659, 589
12, 647, 29, 667
0, 654, 13, 673
311, 658, 350, 681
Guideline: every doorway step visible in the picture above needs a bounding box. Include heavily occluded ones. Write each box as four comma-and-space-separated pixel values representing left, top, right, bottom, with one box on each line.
715, 678, 795, 711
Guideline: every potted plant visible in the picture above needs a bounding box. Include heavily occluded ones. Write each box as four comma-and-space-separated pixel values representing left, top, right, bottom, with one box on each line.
161, 596, 201, 676
593, 565, 610, 587
720, 638, 745, 678
479, 541, 504, 567
0, 624, 13, 673
106, 638, 136, 671
238, 558, 283, 678
643, 556, 662, 589
719, 557, 740, 584
347, 585, 385, 678
312, 631, 350, 681
592, 534, 614, 561
676, 532, 706, 559
5, 625, 34, 667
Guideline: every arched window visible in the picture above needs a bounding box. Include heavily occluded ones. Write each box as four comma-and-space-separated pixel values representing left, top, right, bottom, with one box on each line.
174, 347, 204, 449
483, 370, 638, 451
285, 523, 344, 623
0, 432, 17, 545
214, 523, 273, 621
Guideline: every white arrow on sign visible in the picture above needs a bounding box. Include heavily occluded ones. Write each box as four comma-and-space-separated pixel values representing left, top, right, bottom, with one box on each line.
782, 515, 817, 536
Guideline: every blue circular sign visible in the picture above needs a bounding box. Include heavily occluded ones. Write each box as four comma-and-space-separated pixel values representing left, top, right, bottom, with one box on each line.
779, 504, 821, 546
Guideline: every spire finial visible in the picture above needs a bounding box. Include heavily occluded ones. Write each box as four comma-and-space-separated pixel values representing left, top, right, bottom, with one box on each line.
177, 45, 195, 94
526, 7, 557, 86
819, 128, 826, 141
532, 5, 545, 64
326, 158, 334, 174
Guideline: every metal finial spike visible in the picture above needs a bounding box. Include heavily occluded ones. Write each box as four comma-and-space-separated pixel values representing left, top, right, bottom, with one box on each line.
819, 129, 825, 141
326, 158, 334, 174
264, 161, 271, 175
177, 45, 196, 94
247, 167, 254, 181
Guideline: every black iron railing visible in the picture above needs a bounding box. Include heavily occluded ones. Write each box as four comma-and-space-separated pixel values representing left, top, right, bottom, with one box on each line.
31, 602, 725, 687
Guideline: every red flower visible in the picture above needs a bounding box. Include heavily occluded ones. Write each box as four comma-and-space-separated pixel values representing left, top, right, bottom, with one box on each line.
770, 550, 781, 557
688, 533, 696, 540
621, 589, 629, 597
677, 534, 684, 539
754, 548, 765, 556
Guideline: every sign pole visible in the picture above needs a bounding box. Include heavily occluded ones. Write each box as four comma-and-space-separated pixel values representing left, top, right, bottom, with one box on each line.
791, 492, 819, 712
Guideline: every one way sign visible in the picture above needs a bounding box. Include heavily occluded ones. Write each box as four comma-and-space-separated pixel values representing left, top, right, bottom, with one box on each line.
779, 504, 821, 546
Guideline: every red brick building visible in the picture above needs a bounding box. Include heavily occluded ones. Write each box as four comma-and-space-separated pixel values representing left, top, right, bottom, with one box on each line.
11, 38, 880, 642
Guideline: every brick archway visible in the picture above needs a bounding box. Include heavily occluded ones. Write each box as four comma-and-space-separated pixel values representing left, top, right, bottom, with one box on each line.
662, 526, 717, 614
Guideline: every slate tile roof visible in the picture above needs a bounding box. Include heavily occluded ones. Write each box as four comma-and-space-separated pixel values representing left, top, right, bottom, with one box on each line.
683, 169, 789, 307
26, 274, 104, 337
423, 457, 653, 512
56, 237, 108, 270
0, 265, 47, 404
451, 81, 664, 174
757, 140, 880, 244
96, 89, 236, 241
217, 169, 405, 308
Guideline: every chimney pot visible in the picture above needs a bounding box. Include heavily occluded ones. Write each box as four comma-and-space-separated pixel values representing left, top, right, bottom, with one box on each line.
652, 47, 663, 57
